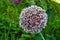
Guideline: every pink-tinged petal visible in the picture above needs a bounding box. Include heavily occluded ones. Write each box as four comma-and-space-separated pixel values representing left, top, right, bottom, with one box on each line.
31, 23, 35, 27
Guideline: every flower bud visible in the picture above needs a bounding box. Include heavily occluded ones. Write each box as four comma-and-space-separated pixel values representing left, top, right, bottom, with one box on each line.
14, 0, 22, 4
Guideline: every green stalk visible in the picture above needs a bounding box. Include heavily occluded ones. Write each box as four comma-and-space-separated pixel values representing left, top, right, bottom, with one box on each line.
40, 32, 45, 40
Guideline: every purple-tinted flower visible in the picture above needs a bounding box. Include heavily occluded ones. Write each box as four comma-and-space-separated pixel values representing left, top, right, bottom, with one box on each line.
14, 0, 22, 4
19, 5, 48, 33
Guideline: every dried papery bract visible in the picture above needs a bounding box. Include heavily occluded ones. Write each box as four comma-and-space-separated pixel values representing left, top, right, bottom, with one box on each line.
19, 5, 48, 33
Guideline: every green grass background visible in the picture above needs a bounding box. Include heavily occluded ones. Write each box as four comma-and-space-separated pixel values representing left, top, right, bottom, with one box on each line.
0, 0, 60, 40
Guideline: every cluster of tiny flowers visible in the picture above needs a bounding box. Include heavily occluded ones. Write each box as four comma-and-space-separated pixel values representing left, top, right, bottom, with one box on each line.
19, 5, 48, 33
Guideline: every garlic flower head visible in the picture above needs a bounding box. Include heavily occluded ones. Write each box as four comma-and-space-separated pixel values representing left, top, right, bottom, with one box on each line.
19, 5, 48, 33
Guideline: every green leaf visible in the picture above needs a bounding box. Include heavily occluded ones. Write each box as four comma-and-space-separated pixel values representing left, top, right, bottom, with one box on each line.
19, 37, 26, 40
21, 34, 31, 38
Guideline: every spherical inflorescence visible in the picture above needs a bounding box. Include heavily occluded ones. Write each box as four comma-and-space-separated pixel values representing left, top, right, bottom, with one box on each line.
19, 5, 48, 33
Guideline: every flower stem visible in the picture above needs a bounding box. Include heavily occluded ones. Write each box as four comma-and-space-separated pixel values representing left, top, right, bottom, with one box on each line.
40, 32, 45, 40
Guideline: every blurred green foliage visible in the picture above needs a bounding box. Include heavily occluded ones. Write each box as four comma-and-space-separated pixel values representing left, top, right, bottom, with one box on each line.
0, 0, 60, 40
